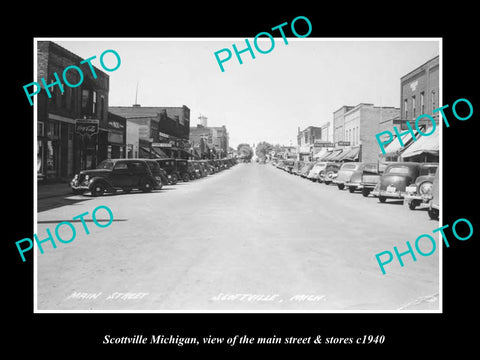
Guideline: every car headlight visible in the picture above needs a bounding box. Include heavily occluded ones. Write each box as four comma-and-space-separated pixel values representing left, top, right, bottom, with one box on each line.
73, 174, 78, 180
419, 182, 433, 195
85, 174, 90, 181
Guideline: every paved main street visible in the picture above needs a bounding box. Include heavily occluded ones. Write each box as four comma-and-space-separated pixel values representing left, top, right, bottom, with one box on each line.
36, 163, 440, 311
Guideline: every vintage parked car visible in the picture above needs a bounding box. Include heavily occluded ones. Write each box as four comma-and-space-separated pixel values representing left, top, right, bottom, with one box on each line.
359, 163, 382, 197
176, 159, 195, 181
427, 167, 439, 220
299, 162, 316, 178
70, 158, 162, 196
318, 163, 341, 184
291, 160, 304, 175
371, 162, 431, 203
307, 162, 328, 182
188, 160, 202, 179
144, 159, 167, 188
334, 162, 364, 190
283, 160, 295, 173
344, 163, 378, 194
154, 158, 179, 185
402, 163, 439, 210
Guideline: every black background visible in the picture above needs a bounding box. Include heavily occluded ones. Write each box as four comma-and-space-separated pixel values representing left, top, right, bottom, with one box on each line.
6, 4, 477, 356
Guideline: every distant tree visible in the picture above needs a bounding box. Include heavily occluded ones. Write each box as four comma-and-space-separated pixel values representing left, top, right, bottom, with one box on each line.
237, 143, 253, 160
255, 141, 273, 159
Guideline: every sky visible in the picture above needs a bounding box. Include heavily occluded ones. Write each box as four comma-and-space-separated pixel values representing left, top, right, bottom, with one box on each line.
51, 38, 440, 149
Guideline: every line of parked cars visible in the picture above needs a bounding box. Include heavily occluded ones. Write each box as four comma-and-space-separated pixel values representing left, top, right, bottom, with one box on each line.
273, 158, 439, 220
70, 158, 237, 197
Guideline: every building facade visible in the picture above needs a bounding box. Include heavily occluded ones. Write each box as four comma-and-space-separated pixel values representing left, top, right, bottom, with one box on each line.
297, 126, 323, 161
333, 106, 354, 143
37, 41, 110, 181
332, 103, 400, 164
108, 105, 191, 159
400, 55, 440, 125
189, 117, 230, 159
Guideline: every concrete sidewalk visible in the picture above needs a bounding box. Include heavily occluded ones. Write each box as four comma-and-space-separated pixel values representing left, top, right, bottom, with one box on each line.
37, 181, 73, 200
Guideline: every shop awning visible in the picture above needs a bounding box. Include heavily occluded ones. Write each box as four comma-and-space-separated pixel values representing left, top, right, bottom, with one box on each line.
401, 127, 439, 159
317, 150, 333, 161
330, 149, 346, 161
313, 148, 328, 159
323, 149, 342, 161
382, 128, 421, 156
151, 146, 168, 158
338, 146, 360, 161
139, 146, 157, 158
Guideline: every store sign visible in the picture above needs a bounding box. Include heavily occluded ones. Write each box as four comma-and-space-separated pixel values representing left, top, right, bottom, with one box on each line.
75, 119, 99, 136
314, 142, 334, 147
337, 141, 350, 146
107, 120, 125, 130
152, 142, 172, 148
158, 132, 170, 139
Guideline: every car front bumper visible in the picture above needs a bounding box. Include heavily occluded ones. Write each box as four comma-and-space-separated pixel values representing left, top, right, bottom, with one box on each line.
344, 182, 362, 188
70, 179, 90, 191
371, 189, 404, 199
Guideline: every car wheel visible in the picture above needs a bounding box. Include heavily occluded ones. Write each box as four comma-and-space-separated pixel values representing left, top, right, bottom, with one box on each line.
72, 189, 84, 195
428, 208, 439, 220
379, 196, 386, 203
337, 184, 345, 190
325, 181, 331, 185
362, 188, 371, 197
182, 174, 189, 182
408, 201, 417, 210
140, 178, 153, 193
90, 182, 106, 197
349, 186, 356, 193
123, 188, 132, 194
157, 179, 163, 191
171, 174, 178, 185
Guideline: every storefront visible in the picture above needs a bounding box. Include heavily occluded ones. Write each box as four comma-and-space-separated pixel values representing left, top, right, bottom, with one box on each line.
106, 114, 126, 160
74, 119, 101, 172
401, 126, 439, 163
37, 117, 76, 181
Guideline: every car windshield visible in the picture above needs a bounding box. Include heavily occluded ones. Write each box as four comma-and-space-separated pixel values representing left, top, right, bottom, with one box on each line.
97, 160, 114, 170
386, 166, 411, 175
341, 163, 357, 170
420, 166, 438, 175
146, 162, 159, 172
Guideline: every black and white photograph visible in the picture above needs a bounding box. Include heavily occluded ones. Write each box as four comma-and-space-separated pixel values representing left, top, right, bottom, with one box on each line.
33, 38, 441, 312
6, 6, 478, 356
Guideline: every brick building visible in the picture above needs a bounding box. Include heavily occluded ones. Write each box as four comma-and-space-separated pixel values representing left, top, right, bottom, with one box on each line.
330, 104, 400, 163
108, 105, 191, 159
379, 55, 440, 163
297, 126, 323, 161
401, 55, 439, 125
189, 116, 229, 159
37, 41, 111, 181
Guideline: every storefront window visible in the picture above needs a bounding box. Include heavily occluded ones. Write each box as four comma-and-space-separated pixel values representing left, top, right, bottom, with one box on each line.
46, 140, 57, 173
46, 121, 59, 137
37, 142, 43, 175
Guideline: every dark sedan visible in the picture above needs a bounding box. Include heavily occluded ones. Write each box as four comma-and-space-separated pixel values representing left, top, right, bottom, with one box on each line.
371, 162, 427, 203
